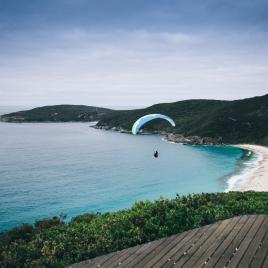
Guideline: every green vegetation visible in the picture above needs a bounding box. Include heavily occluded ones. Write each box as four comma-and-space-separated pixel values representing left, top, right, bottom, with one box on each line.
1, 94, 268, 145
1, 191, 268, 267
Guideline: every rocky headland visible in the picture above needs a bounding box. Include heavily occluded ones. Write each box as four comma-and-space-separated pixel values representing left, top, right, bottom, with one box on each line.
165, 133, 223, 146
93, 124, 223, 145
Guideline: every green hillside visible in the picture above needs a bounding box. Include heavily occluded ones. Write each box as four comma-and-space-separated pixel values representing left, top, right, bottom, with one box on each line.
1, 94, 268, 144
96, 94, 268, 145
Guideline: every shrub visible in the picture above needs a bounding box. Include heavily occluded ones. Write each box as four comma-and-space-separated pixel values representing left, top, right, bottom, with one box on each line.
0, 191, 267, 267
35, 216, 65, 233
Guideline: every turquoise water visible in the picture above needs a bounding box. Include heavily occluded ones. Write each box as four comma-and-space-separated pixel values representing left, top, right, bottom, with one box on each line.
0, 122, 245, 231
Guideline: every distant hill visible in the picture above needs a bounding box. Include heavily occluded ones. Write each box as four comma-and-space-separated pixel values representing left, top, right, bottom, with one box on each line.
1, 95, 268, 145
0, 105, 113, 122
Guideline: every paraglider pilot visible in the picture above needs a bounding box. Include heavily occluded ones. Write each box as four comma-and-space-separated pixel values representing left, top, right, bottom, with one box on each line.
132, 114, 176, 159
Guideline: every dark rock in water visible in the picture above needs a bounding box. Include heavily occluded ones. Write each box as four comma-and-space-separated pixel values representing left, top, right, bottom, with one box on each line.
93, 125, 110, 130
92, 124, 131, 134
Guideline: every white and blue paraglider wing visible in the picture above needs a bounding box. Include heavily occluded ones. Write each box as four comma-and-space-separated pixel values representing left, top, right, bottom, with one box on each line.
132, 114, 176, 135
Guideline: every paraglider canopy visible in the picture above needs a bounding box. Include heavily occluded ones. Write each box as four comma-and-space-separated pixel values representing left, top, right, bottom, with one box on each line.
132, 114, 175, 135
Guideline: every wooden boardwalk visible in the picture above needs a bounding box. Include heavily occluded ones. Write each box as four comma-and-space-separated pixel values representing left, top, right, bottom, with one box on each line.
68, 215, 268, 268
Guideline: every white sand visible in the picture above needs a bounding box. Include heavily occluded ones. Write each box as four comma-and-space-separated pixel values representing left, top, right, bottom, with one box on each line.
229, 144, 268, 191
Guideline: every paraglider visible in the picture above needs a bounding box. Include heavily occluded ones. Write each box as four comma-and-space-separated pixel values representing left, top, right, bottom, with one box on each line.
131, 114, 176, 135
131, 114, 176, 158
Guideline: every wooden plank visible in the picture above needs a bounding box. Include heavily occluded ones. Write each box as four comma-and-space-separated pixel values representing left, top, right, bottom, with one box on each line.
228, 215, 266, 268
101, 245, 138, 268
68, 260, 92, 268
132, 233, 189, 268
115, 238, 167, 268
84, 251, 117, 268
152, 225, 211, 268
163, 222, 220, 268
238, 217, 268, 268
181, 216, 240, 268
143, 228, 198, 268
102, 244, 142, 268
110, 246, 143, 268
153, 224, 212, 268
120, 237, 167, 267
249, 228, 268, 268
76, 253, 114, 268
84, 247, 136, 268
173, 218, 232, 267
214, 215, 256, 268
124, 235, 178, 268
68, 256, 95, 268
188, 216, 246, 268
262, 252, 268, 268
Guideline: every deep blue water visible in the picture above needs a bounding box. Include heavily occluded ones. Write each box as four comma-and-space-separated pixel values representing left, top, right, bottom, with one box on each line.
0, 122, 245, 231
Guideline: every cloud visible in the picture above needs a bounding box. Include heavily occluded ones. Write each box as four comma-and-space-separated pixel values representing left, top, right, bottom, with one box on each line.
0, 26, 267, 107
1, 0, 268, 107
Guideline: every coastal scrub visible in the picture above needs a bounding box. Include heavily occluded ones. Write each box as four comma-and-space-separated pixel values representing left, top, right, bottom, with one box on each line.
0, 191, 268, 267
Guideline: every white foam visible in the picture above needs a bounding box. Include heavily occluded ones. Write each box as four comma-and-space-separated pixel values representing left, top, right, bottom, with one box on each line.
225, 150, 263, 192
161, 137, 184, 145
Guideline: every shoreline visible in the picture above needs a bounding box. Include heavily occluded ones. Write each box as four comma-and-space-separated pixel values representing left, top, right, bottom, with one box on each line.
228, 144, 268, 191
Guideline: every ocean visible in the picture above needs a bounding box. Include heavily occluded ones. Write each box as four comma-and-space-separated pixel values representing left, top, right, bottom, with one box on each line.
0, 109, 252, 231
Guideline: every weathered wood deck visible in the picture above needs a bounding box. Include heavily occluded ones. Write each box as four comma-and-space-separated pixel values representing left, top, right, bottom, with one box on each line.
68, 215, 268, 268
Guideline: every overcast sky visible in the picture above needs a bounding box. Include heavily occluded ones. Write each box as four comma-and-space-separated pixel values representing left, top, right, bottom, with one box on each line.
0, 0, 268, 107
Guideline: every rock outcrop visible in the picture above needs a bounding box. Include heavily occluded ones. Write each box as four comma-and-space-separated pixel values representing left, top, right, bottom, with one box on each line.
94, 124, 223, 145
166, 133, 223, 145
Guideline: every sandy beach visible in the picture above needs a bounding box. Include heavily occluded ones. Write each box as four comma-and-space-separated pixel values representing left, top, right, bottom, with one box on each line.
230, 144, 268, 191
